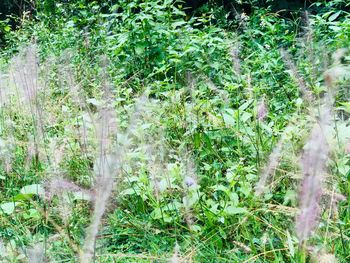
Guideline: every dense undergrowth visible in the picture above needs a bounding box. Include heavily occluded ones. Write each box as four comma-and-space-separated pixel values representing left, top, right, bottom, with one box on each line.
0, 0, 349, 262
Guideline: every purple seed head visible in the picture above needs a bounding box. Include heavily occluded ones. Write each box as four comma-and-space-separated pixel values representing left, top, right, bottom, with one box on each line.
184, 176, 196, 187
296, 121, 330, 243
257, 99, 267, 121
345, 141, 350, 154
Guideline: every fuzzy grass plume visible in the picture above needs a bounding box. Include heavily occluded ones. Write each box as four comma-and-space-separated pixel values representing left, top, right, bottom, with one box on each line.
296, 113, 330, 243
80, 93, 148, 262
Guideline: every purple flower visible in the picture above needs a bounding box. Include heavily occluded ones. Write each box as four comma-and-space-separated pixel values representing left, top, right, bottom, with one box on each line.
184, 177, 196, 187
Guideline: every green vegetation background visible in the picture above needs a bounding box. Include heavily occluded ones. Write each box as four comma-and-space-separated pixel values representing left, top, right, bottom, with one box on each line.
0, 0, 349, 262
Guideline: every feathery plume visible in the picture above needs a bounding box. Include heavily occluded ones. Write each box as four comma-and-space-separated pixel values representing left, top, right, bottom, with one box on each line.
146, 144, 163, 201
25, 134, 36, 168
45, 177, 92, 201
10, 44, 39, 106
310, 248, 338, 263
317, 253, 338, 263
345, 141, 350, 154
169, 243, 182, 263
255, 139, 283, 196
257, 98, 267, 122
205, 77, 230, 106
80, 93, 148, 262
0, 136, 16, 173
230, 44, 241, 76
296, 123, 328, 242
80, 105, 118, 263
296, 48, 349, 243
0, 240, 7, 258
280, 49, 314, 103
296, 99, 332, 243
255, 114, 300, 196
0, 72, 13, 106
27, 243, 44, 263
10, 44, 45, 162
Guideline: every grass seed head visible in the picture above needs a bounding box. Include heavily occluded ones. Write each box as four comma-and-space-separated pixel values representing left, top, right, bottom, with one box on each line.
257, 98, 267, 122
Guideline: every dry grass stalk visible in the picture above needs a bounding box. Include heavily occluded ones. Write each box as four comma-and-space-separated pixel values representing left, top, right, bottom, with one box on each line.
232, 240, 252, 253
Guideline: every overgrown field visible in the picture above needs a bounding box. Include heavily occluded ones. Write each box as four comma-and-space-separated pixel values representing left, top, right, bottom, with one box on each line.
0, 1, 349, 262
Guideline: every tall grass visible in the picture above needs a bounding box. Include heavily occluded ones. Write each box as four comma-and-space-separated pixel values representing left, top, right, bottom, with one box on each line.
0, 3, 349, 262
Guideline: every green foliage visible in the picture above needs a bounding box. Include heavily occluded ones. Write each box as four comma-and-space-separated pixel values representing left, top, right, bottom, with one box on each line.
0, 0, 349, 262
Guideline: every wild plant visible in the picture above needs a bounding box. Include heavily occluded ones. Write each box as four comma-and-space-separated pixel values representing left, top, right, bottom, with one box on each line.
295, 49, 349, 249
230, 43, 241, 77
80, 91, 149, 262
296, 107, 331, 243
169, 242, 182, 263
1, 1, 350, 262
280, 49, 314, 104
27, 243, 44, 263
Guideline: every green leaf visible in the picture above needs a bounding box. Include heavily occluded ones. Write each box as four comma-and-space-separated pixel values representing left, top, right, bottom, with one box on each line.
23, 208, 41, 220
218, 227, 227, 239
151, 207, 162, 219
240, 112, 252, 123
212, 184, 228, 193
339, 102, 350, 114
328, 11, 341, 22
20, 184, 45, 197
224, 206, 247, 215
13, 193, 33, 201
120, 188, 137, 196
229, 193, 239, 206
193, 132, 201, 148
329, 25, 342, 32
0, 202, 20, 215
222, 110, 235, 127
338, 165, 350, 176
4, 25, 11, 32
172, 21, 186, 28
239, 100, 253, 111
190, 225, 201, 232
135, 43, 145, 55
